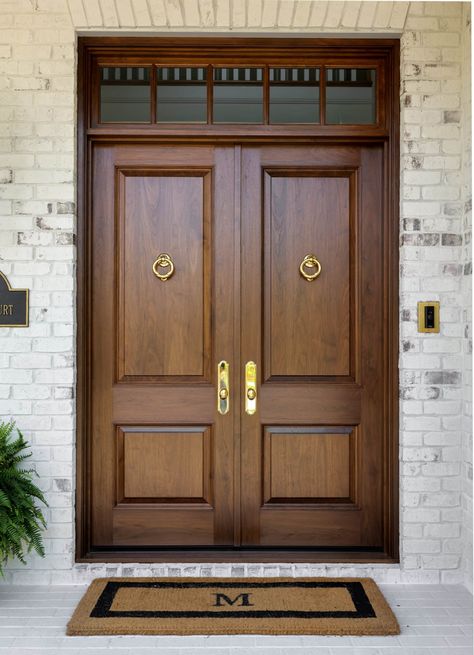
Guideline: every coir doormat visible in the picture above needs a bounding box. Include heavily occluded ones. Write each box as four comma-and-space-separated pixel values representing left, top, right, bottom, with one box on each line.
67, 577, 399, 636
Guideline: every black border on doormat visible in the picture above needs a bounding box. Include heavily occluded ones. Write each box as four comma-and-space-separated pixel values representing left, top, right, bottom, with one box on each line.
90, 580, 377, 619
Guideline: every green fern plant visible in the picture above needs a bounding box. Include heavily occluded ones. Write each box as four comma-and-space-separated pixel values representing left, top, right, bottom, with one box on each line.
0, 420, 47, 576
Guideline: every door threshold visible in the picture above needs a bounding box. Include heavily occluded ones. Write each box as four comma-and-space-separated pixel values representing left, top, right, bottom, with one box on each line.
78, 549, 399, 564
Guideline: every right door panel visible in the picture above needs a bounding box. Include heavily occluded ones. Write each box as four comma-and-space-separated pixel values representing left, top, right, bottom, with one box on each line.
240, 145, 385, 548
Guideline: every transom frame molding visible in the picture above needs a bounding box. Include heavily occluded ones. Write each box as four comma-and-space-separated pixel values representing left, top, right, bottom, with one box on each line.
68, 1, 410, 32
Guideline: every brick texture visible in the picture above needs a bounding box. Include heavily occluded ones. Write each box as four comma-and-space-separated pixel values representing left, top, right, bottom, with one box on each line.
64, 0, 412, 30
398, 0, 471, 587
460, 2, 472, 593
0, 0, 471, 587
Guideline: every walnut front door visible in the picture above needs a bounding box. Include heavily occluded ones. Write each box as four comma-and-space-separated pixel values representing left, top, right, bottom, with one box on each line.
90, 144, 236, 546
240, 144, 386, 548
89, 142, 387, 552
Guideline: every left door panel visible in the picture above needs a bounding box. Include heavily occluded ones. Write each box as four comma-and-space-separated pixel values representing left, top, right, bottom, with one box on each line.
90, 144, 235, 547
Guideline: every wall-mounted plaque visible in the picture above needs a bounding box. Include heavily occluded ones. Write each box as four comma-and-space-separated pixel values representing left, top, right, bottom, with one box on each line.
0, 271, 29, 327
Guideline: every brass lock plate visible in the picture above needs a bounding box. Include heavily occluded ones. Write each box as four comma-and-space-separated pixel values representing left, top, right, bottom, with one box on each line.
217, 360, 230, 415
245, 361, 257, 415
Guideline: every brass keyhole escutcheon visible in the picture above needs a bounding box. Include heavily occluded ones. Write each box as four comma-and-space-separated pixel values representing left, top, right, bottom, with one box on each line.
299, 254, 322, 282
247, 388, 256, 400
152, 253, 175, 281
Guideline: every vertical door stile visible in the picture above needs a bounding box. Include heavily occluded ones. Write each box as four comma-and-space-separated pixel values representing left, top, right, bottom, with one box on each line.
240, 146, 263, 545
233, 145, 242, 546
212, 146, 236, 545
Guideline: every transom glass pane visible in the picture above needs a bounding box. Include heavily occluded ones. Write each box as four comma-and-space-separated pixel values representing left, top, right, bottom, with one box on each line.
100, 67, 151, 123
213, 68, 263, 123
325, 68, 376, 124
269, 68, 320, 124
156, 67, 207, 123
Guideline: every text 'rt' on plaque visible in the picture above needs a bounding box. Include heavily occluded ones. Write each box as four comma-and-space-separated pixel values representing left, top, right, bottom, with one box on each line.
0, 271, 29, 327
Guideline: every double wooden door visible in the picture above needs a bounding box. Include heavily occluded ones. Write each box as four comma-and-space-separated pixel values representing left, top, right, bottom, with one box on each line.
89, 141, 387, 553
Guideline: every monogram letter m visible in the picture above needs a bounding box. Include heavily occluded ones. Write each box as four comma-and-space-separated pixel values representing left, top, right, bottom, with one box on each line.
212, 592, 254, 607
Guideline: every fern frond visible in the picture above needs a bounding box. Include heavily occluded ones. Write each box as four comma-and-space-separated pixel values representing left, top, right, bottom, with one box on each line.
0, 421, 48, 577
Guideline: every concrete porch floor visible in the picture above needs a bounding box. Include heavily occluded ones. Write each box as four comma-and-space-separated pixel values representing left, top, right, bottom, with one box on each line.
0, 583, 471, 655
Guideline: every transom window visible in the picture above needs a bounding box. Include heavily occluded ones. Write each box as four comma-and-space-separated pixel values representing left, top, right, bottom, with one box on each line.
99, 65, 377, 126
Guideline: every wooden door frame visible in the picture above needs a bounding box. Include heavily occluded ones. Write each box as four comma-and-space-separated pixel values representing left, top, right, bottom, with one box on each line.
76, 36, 400, 563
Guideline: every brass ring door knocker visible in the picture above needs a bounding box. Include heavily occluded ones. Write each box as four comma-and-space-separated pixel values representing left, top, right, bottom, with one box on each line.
152, 253, 175, 281
299, 254, 322, 281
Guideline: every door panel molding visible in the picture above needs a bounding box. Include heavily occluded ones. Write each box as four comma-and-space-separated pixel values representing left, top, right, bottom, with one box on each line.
116, 426, 213, 506
262, 426, 357, 507
115, 167, 212, 384
263, 166, 357, 383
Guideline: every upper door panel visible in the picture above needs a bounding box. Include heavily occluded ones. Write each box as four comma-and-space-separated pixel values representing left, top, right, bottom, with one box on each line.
116, 169, 211, 382
264, 170, 352, 380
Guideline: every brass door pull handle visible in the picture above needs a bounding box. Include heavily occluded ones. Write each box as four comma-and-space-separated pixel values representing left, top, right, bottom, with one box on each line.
152, 253, 175, 281
217, 361, 230, 415
245, 361, 257, 415
299, 254, 321, 281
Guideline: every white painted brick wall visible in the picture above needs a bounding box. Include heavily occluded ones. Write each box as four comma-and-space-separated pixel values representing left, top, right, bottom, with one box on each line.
398, 0, 471, 587
0, 0, 471, 587
460, 1, 472, 593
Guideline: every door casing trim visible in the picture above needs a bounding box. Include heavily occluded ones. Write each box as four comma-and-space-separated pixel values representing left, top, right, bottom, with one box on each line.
76, 36, 400, 563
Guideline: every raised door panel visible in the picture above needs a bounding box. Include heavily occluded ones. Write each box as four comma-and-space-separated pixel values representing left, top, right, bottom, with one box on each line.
117, 170, 211, 381
264, 171, 352, 380
263, 427, 353, 504
117, 427, 211, 503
